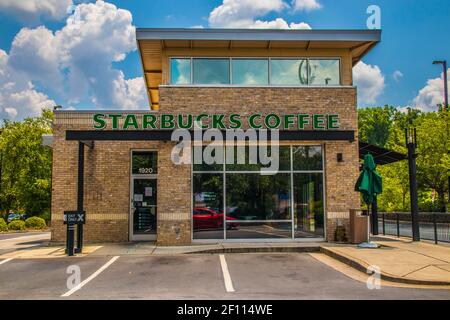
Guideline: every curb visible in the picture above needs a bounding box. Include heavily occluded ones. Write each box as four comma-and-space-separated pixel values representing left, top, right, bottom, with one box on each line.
187, 246, 321, 254
319, 246, 450, 286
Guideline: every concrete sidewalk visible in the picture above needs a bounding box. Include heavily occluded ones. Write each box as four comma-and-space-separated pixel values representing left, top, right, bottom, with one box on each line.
321, 236, 450, 286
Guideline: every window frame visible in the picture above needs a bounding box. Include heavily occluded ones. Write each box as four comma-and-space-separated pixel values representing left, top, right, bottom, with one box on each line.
169, 56, 342, 86
191, 144, 326, 242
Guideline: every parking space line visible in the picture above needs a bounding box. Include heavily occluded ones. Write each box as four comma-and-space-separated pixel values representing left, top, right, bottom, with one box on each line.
61, 256, 120, 297
0, 258, 13, 265
219, 254, 235, 293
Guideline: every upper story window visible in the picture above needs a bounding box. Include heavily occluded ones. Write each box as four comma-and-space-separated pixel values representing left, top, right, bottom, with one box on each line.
170, 57, 341, 86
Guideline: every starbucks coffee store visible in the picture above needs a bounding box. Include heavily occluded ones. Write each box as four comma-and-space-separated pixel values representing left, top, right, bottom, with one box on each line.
50, 28, 382, 246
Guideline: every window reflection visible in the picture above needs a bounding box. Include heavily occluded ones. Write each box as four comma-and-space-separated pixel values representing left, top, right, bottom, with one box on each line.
193, 173, 224, 239
132, 151, 157, 174
292, 146, 322, 171
271, 59, 308, 85
294, 173, 324, 238
226, 222, 292, 239
170, 58, 191, 84
193, 58, 230, 84
226, 173, 291, 221
308, 59, 340, 85
232, 59, 268, 85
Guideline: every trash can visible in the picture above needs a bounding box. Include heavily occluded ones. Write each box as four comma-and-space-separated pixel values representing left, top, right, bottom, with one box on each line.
349, 209, 369, 244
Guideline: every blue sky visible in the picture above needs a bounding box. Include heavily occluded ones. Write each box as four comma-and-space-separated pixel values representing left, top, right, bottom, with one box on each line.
0, 0, 449, 119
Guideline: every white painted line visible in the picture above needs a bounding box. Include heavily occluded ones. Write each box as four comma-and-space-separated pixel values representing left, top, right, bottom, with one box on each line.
0, 258, 13, 265
219, 254, 235, 293
61, 256, 120, 297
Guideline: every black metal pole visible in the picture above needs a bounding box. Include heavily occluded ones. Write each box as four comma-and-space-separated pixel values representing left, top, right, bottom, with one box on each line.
382, 213, 385, 235
75, 142, 84, 254
406, 128, 421, 241
67, 224, 75, 256
371, 196, 379, 235
433, 213, 438, 245
396, 213, 400, 237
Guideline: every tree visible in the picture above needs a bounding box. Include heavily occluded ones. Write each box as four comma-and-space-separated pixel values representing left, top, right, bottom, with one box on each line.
358, 105, 396, 147
415, 110, 450, 212
0, 110, 53, 219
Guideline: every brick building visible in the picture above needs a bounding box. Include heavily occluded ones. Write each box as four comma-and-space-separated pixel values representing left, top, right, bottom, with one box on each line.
50, 28, 381, 245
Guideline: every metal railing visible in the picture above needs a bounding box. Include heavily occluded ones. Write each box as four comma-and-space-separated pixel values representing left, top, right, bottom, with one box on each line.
378, 213, 450, 244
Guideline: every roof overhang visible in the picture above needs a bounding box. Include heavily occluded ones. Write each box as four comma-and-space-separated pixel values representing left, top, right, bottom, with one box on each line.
359, 141, 407, 166
136, 28, 381, 109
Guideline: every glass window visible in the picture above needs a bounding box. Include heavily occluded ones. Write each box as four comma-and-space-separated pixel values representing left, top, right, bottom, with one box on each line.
132, 151, 157, 174
232, 59, 268, 85
193, 146, 224, 172
193, 58, 230, 84
226, 145, 290, 172
193, 173, 224, 239
226, 222, 292, 239
292, 146, 322, 171
294, 173, 324, 238
226, 173, 291, 221
170, 58, 191, 84
308, 59, 340, 85
271, 59, 308, 85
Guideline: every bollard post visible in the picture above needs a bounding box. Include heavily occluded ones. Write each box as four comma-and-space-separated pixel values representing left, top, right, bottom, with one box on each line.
396, 213, 400, 237
433, 214, 438, 245
382, 213, 385, 235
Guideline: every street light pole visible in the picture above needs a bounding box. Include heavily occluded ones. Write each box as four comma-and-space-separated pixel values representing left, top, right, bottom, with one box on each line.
405, 127, 420, 241
433, 60, 448, 110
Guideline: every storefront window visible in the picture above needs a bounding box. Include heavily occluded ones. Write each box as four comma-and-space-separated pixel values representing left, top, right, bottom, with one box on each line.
294, 173, 324, 238
232, 59, 269, 85
192, 145, 324, 240
132, 151, 157, 174
170, 58, 191, 84
308, 59, 340, 85
193, 58, 230, 84
226, 145, 290, 172
270, 59, 308, 85
193, 173, 224, 239
292, 146, 322, 171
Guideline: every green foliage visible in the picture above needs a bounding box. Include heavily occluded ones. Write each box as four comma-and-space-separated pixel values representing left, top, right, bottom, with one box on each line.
8, 220, 25, 231
359, 107, 450, 212
25, 216, 47, 230
0, 218, 7, 232
0, 109, 53, 216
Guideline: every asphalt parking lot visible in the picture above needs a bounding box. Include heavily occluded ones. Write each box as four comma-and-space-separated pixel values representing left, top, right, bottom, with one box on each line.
1, 253, 449, 300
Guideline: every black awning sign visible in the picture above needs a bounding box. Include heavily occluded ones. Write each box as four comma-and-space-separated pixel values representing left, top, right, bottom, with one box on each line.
64, 211, 86, 225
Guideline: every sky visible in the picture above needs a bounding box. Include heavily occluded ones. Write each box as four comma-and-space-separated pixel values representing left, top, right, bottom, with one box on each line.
0, 0, 449, 120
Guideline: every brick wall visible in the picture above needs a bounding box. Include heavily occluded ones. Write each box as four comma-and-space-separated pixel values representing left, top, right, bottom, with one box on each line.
51, 86, 360, 245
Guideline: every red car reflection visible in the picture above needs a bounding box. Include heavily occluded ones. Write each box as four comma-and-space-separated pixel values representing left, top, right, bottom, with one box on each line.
193, 207, 239, 230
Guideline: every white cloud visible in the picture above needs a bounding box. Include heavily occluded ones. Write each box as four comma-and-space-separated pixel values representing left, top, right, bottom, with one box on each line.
353, 61, 385, 105
0, 0, 73, 22
392, 70, 403, 82
413, 68, 449, 112
292, 0, 322, 12
0, 0, 148, 119
208, 0, 310, 29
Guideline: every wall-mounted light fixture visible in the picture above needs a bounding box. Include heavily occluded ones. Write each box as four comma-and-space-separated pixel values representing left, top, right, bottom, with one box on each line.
337, 153, 343, 162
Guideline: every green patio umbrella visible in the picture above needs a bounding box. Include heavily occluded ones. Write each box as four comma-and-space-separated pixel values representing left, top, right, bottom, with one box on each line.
355, 153, 382, 207
355, 153, 382, 248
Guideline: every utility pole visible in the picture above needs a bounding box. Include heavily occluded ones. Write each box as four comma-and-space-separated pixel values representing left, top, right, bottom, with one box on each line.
405, 127, 420, 241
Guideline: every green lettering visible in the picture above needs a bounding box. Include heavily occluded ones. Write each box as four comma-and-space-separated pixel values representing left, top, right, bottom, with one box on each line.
108, 114, 122, 130
93, 113, 106, 129
212, 114, 226, 129
143, 114, 157, 129
229, 114, 242, 129
264, 114, 281, 129
297, 114, 310, 130
284, 114, 295, 130
313, 114, 325, 130
327, 114, 340, 129
195, 114, 209, 129
178, 114, 193, 129
123, 114, 139, 130
161, 114, 175, 129
249, 114, 262, 129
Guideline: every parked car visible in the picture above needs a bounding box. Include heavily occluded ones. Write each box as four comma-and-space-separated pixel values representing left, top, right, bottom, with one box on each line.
193, 207, 239, 230
7, 213, 26, 223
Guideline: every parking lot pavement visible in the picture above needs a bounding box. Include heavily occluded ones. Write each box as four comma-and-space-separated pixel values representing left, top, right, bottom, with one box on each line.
0, 253, 449, 300
0, 256, 111, 299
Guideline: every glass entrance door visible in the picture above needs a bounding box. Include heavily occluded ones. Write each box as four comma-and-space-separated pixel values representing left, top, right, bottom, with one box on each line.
131, 178, 157, 240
